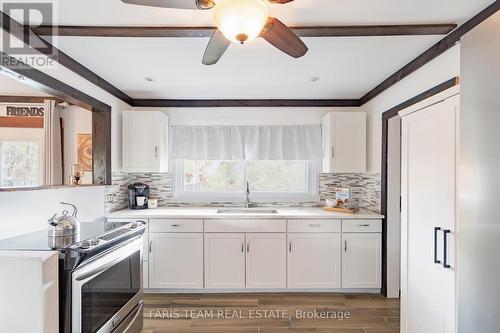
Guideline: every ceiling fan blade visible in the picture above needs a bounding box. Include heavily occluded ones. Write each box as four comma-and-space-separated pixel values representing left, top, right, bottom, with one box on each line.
202, 29, 231, 65
267, 0, 294, 4
121, 0, 213, 10
260, 17, 308, 58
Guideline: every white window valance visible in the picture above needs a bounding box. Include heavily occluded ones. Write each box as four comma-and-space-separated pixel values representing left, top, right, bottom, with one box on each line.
170, 125, 322, 160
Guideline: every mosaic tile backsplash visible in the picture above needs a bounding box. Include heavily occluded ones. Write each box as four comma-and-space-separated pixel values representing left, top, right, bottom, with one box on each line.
105, 172, 381, 213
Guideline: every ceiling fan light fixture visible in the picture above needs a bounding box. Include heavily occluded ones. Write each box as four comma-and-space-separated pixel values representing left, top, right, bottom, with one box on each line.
213, 0, 269, 44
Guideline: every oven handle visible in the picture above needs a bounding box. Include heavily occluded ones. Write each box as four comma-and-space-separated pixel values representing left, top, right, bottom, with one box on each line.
75, 239, 142, 282
116, 302, 143, 333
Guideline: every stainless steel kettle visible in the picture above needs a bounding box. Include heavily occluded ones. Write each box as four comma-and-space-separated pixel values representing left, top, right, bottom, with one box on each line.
48, 202, 81, 237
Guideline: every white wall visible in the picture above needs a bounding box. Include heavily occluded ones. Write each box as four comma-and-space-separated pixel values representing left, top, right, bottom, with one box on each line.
457, 12, 500, 333
0, 186, 105, 239
362, 45, 461, 172
163, 107, 360, 126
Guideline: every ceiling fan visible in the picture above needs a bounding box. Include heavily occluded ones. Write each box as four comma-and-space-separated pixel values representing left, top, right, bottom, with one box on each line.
121, 0, 308, 65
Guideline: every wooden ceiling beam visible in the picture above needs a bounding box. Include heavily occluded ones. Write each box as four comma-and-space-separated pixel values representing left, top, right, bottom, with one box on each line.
31, 24, 457, 38
131, 99, 361, 108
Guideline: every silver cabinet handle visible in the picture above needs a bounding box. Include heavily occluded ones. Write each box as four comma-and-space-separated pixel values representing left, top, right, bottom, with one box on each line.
149, 240, 153, 253
358, 224, 371, 227
331, 146, 335, 158
308, 224, 321, 227
154, 146, 158, 158
241, 242, 244, 253
344, 240, 347, 252
247, 242, 250, 253
171, 224, 183, 227
289, 241, 292, 252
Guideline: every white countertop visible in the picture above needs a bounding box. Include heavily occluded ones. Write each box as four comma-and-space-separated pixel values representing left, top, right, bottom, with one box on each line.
107, 207, 384, 220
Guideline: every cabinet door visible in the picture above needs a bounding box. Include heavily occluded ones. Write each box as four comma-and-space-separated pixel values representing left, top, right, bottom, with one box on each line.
287, 233, 341, 289
322, 112, 366, 173
122, 111, 168, 172
246, 233, 286, 289
342, 233, 382, 288
149, 233, 203, 289
205, 233, 245, 289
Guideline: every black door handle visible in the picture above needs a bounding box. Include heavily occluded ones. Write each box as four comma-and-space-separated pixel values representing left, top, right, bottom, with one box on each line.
443, 229, 451, 268
434, 227, 441, 264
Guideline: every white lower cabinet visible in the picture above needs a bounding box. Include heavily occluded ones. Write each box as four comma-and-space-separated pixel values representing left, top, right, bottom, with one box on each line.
287, 233, 342, 289
143, 261, 149, 289
204, 232, 287, 289
342, 233, 382, 288
246, 233, 287, 289
142, 218, 382, 291
149, 233, 204, 289
205, 233, 246, 289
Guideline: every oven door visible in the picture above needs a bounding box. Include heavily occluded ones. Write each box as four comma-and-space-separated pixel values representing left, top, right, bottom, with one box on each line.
72, 238, 143, 333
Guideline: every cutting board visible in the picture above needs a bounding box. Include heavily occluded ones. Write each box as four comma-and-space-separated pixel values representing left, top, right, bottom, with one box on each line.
323, 207, 359, 214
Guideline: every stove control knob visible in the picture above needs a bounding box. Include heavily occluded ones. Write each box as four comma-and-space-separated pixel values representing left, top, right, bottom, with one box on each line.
90, 239, 100, 246
79, 240, 91, 250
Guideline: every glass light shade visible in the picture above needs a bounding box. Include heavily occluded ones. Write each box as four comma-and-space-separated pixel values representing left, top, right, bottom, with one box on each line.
213, 0, 269, 44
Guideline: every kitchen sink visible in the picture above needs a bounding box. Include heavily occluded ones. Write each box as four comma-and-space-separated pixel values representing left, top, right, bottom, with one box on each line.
216, 209, 278, 214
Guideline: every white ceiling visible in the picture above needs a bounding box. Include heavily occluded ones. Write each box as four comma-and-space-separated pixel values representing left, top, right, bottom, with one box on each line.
54, 35, 442, 99
7, 0, 495, 99
0, 73, 51, 97
39, 0, 492, 26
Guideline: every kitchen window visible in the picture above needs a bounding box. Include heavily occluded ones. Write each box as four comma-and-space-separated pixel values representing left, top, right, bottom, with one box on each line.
174, 159, 318, 202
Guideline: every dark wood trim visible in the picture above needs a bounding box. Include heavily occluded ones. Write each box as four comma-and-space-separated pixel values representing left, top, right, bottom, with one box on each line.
382, 77, 459, 120
0, 116, 43, 128
131, 99, 361, 108
31, 24, 457, 38
360, 1, 499, 105
0, 95, 63, 104
0, 184, 106, 192
0, 11, 134, 105
380, 77, 460, 297
92, 108, 112, 186
380, 118, 389, 297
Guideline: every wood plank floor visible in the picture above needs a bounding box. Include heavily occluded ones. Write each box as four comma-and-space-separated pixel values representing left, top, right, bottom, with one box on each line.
141, 293, 400, 333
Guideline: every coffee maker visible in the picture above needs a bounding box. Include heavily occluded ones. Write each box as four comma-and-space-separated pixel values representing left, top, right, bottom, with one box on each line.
128, 183, 150, 209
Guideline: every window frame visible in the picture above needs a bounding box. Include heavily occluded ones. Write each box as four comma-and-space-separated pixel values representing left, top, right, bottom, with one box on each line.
173, 159, 320, 203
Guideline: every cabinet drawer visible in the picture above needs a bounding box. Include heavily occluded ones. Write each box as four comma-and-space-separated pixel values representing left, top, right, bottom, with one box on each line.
287, 219, 341, 233
149, 219, 203, 233
342, 219, 382, 233
205, 220, 286, 233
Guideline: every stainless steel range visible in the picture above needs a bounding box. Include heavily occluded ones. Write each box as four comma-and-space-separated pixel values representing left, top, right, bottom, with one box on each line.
0, 219, 147, 333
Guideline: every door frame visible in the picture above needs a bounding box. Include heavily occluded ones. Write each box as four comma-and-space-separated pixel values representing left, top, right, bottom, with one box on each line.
380, 77, 459, 296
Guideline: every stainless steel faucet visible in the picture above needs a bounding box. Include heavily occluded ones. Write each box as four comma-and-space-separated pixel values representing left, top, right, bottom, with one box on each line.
245, 181, 257, 208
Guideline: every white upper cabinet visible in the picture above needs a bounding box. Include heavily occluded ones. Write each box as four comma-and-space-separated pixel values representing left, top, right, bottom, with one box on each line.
122, 111, 169, 173
322, 112, 366, 173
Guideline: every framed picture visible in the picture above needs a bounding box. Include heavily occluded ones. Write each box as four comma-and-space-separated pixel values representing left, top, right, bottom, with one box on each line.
77, 133, 93, 172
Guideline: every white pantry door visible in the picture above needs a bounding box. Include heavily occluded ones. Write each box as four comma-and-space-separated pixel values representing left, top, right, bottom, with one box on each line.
401, 95, 458, 333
